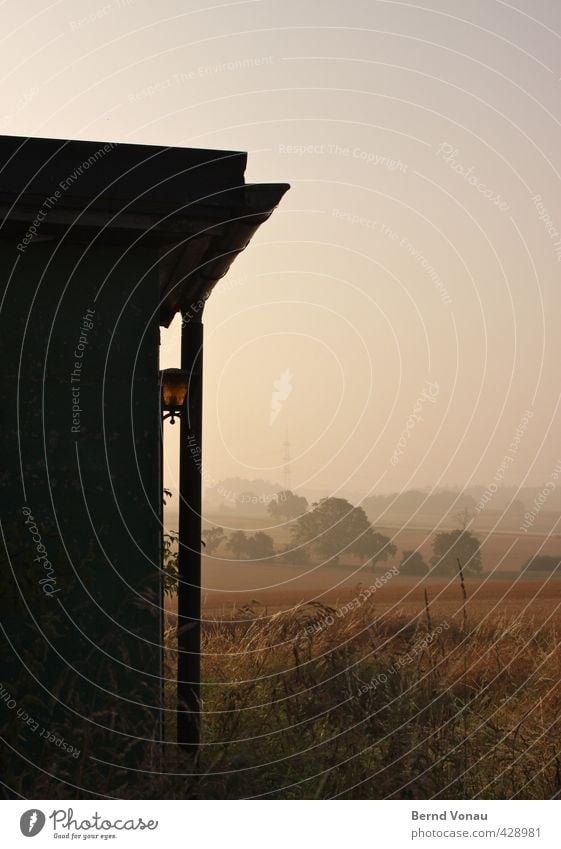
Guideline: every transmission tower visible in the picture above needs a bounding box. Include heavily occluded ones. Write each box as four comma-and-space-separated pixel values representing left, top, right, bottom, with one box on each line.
282, 432, 292, 492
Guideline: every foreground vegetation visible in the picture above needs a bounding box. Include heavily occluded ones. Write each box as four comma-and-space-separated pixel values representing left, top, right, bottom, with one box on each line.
181, 586, 561, 799
5, 573, 561, 798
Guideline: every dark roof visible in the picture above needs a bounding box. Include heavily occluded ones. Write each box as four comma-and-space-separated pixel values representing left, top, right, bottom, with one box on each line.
0, 135, 289, 326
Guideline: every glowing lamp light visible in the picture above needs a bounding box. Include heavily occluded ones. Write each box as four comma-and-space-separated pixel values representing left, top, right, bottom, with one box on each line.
160, 368, 189, 424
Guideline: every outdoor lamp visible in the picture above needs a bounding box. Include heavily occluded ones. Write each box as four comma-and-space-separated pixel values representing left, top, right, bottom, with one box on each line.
160, 368, 189, 424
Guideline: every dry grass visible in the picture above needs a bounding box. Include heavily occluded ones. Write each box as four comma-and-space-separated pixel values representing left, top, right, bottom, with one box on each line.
5, 576, 561, 798
184, 590, 561, 799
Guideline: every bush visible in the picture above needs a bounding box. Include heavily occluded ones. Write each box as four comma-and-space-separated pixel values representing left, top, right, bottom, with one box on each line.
227, 530, 275, 560
399, 549, 428, 576
431, 529, 482, 575
521, 555, 561, 573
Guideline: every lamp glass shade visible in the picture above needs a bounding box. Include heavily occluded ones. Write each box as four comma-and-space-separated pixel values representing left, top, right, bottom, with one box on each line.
160, 368, 189, 410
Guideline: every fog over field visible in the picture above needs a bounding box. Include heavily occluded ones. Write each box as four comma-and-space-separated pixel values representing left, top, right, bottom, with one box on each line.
5, 0, 561, 804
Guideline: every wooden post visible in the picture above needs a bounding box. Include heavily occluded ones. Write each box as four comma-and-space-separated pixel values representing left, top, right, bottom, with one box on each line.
177, 317, 203, 753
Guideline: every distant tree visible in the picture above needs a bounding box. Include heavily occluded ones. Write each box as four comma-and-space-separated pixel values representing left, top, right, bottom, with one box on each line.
227, 530, 249, 558
431, 529, 482, 576
289, 508, 319, 560
522, 555, 561, 573
399, 549, 429, 576
432, 491, 476, 516
246, 532, 275, 560
278, 545, 310, 565
453, 507, 474, 531
363, 532, 397, 571
267, 490, 308, 521
224, 530, 275, 560
204, 526, 225, 554
290, 496, 395, 568
363, 490, 477, 524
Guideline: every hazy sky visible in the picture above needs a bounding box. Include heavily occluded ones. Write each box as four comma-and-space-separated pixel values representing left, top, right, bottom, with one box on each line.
3, 0, 561, 500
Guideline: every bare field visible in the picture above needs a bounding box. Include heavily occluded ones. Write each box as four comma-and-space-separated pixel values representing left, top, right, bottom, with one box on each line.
163, 556, 561, 625
190, 573, 561, 798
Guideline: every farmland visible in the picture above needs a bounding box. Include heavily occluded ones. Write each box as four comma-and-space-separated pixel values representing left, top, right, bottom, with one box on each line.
193, 560, 561, 617
19, 563, 561, 799
159, 510, 561, 798
165, 570, 561, 799
167, 507, 561, 576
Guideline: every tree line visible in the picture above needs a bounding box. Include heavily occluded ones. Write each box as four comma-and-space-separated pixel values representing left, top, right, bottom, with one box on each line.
203, 492, 483, 575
